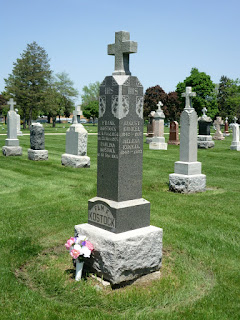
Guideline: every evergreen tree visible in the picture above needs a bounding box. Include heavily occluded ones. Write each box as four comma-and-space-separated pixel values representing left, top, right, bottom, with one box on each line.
176, 68, 218, 119
4, 41, 52, 128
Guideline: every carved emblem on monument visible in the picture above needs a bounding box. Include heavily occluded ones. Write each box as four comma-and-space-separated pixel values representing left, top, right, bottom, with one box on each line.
99, 96, 106, 118
136, 96, 143, 119
111, 95, 129, 119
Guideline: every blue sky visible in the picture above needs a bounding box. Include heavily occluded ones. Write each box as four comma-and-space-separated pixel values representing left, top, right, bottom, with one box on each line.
1, 0, 239, 105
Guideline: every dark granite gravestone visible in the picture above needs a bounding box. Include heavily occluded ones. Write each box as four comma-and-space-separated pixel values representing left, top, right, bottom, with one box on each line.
168, 121, 180, 145
75, 31, 162, 285
197, 107, 214, 149
88, 31, 150, 233
146, 110, 155, 143
30, 123, 45, 150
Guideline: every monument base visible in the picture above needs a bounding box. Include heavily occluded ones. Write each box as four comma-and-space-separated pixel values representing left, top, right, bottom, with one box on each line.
230, 142, 240, 151
17, 131, 23, 136
5, 138, 19, 146
169, 173, 206, 193
223, 132, 230, 137
61, 153, 90, 168
149, 137, 167, 150
213, 134, 225, 140
28, 149, 48, 161
197, 135, 215, 149
74, 223, 163, 285
88, 197, 150, 233
168, 140, 180, 145
2, 146, 22, 156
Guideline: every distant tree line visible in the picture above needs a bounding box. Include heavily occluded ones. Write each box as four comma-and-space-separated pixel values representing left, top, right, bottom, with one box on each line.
144, 68, 240, 123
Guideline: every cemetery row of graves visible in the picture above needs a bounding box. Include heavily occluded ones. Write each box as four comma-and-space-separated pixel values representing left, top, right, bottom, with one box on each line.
0, 31, 239, 319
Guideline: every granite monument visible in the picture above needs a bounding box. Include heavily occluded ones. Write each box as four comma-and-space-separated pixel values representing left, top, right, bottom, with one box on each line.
2, 98, 22, 156
149, 101, 167, 150
28, 123, 48, 160
169, 87, 206, 193
213, 117, 224, 140
168, 121, 180, 145
75, 31, 163, 285
224, 117, 230, 136
230, 117, 240, 151
145, 110, 155, 144
197, 107, 215, 148
15, 108, 23, 136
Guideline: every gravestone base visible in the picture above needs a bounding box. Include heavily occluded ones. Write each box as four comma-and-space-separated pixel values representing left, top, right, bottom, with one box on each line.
213, 134, 225, 140
88, 197, 150, 233
230, 142, 240, 151
17, 131, 23, 136
197, 135, 215, 149
74, 223, 163, 285
28, 149, 48, 161
5, 138, 19, 146
223, 132, 230, 137
169, 173, 206, 193
168, 140, 180, 145
2, 146, 22, 156
149, 137, 167, 150
61, 153, 90, 168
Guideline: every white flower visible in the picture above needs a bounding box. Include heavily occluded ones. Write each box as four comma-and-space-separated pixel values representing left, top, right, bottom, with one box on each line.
81, 246, 91, 258
73, 244, 82, 252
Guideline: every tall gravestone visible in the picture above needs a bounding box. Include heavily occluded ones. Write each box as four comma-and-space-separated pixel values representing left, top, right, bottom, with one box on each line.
197, 107, 215, 148
28, 123, 48, 160
230, 117, 240, 151
169, 87, 206, 193
149, 101, 167, 150
2, 98, 22, 156
213, 117, 224, 140
75, 31, 162, 285
15, 108, 23, 136
168, 121, 180, 145
146, 110, 155, 144
224, 117, 230, 136
62, 115, 90, 168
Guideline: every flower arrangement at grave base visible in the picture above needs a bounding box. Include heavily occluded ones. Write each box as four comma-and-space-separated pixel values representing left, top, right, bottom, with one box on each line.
65, 236, 94, 281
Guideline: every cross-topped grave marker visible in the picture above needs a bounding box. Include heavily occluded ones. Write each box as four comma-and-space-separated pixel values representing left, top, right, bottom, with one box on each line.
213, 116, 224, 140
108, 31, 137, 75
197, 106, 214, 148
233, 116, 238, 123
73, 105, 82, 123
230, 116, 240, 151
181, 87, 196, 109
202, 107, 207, 116
7, 98, 16, 111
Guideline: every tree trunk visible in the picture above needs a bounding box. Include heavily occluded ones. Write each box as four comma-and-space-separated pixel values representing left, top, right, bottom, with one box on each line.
52, 116, 56, 128
47, 115, 51, 123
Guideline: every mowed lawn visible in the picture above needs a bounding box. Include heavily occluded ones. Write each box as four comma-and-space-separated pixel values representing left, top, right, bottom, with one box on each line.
0, 132, 239, 320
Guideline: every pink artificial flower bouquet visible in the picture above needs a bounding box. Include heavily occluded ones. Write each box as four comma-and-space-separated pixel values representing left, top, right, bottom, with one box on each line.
65, 236, 94, 262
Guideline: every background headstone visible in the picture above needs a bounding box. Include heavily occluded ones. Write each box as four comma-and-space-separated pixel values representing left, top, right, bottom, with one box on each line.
61, 115, 90, 168
213, 117, 225, 140
169, 87, 206, 193
149, 101, 167, 150
75, 31, 162, 285
2, 98, 22, 156
224, 117, 230, 136
28, 123, 48, 160
230, 117, 240, 151
15, 108, 23, 136
168, 121, 180, 145
146, 110, 155, 144
197, 107, 214, 149
72, 105, 82, 124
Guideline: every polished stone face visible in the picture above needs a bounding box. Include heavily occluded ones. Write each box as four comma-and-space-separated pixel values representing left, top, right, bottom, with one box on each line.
199, 120, 211, 135
97, 75, 144, 202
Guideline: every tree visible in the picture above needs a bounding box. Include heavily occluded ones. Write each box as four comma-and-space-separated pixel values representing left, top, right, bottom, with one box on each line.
82, 100, 99, 124
176, 68, 218, 119
166, 91, 182, 122
53, 72, 79, 120
143, 85, 167, 119
4, 41, 52, 128
217, 76, 239, 122
41, 86, 61, 127
81, 81, 100, 107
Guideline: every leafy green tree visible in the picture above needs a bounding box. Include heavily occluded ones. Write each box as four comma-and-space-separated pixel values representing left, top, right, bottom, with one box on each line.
81, 81, 100, 107
0, 94, 7, 122
41, 86, 61, 127
54, 72, 78, 120
82, 100, 99, 124
4, 41, 52, 128
143, 85, 167, 119
217, 76, 239, 122
176, 68, 218, 119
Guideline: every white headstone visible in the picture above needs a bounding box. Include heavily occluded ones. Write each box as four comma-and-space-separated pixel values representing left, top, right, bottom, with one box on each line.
15, 109, 23, 136
230, 117, 240, 151
149, 101, 167, 150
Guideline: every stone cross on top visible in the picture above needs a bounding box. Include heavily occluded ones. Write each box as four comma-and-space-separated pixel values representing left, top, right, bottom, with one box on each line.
157, 101, 163, 111
181, 87, 196, 109
108, 31, 137, 76
233, 116, 238, 123
202, 107, 207, 116
7, 98, 16, 111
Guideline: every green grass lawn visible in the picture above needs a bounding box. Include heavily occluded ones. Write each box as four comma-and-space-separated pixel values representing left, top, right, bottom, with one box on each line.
0, 134, 239, 320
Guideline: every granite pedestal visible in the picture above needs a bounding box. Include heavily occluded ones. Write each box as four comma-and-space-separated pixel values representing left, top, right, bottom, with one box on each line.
61, 153, 90, 168
149, 102, 167, 150
230, 118, 240, 151
75, 223, 162, 285
28, 149, 48, 161
197, 135, 215, 148
149, 137, 167, 150
2, 146, 22, 156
